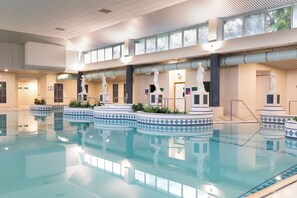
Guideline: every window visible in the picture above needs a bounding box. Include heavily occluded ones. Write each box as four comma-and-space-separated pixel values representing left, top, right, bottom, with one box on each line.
294, 3, 297, 28
105, 47, 112, 60
84, 52, 91, 64
91, 51, 97, 63
113, 45, 121, 59
224, 17, 243, 39
113, 84, 118, 103
157, 34, 168, 51
198, 25, 208, 44
135, 39, 145, 55
54, 83, 63, 103
0, 82, 6, 103
98, 49, 104, 61
245, 13, 265, 36
54, 112, 63, 132
169, 31, 182, 49
0, 114, 7, 136
266, 6, 291, 32
146, 37, 156, 53
184, 28, 197, 47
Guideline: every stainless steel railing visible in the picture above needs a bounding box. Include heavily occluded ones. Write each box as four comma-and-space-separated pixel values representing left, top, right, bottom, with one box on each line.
230, 100, 259, 122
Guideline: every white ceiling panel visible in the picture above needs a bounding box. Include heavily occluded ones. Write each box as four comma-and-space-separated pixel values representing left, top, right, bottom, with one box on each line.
0, 0, 186, 39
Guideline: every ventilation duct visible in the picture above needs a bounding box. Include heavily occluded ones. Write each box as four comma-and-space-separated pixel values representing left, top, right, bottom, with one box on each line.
84, 49, 297, 79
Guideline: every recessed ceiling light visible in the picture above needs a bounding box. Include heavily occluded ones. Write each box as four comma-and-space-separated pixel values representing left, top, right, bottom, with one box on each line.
4, 69, 8, 72
55, 27, 66, 31
98, 9, 112, 14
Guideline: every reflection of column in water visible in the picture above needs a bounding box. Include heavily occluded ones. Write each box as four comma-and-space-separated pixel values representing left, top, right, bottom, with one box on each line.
77, 123, 90, 149
259, 128, 282, 173
191, 130, 213, 179
150, 136, 162, 168
99, 130, 111, 153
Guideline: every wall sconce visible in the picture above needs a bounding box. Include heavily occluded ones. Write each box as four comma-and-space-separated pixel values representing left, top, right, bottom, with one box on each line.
121, 56, 132, 65
202, 41, 222, 52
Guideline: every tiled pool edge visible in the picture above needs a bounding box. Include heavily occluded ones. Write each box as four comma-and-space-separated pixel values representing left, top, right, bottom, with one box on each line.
239, 164, 297, 198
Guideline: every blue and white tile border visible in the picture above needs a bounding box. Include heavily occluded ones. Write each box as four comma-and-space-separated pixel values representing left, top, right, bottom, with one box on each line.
260, 115, 294, 124
285, 120, 297, 139
64, 107, 94, 117
29, 104, 52, 111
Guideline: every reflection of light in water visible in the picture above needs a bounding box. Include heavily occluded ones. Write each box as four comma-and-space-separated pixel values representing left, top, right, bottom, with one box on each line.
4, 147, 9, 151
57, 136, 69, 142
275, 175, 282, 181
106, 138, 110, 143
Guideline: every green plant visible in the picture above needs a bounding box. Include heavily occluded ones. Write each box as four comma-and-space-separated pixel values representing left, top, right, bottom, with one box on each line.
34, 98, 46, 105
293, 117, 297, 122
131, 103, 144, 112
68, 100, 92, 108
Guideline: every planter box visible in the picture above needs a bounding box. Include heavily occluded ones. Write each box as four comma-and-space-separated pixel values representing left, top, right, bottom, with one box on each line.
136, 111, 212, 126
285, 120, 297, 138
63, 107, 93, 116
29, 104, 52, 111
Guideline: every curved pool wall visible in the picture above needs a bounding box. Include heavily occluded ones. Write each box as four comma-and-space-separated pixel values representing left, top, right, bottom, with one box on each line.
65, 104, 213, 126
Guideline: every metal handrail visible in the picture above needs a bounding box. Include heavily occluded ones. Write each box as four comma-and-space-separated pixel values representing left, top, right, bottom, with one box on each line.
289, 100, 297, 115
230, 100, 259, 122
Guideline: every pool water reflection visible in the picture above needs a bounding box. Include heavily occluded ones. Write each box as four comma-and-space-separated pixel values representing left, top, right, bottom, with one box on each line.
0, 110, 296, 198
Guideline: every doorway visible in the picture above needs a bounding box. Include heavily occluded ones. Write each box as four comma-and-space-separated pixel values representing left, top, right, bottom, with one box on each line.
17, 80, 38, 107
174, 82, 185, 112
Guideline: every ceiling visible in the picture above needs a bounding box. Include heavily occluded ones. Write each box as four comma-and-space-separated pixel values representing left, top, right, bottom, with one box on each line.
0, 0, 296, 51
0, 0, 185, 40
0, 0, 297, 71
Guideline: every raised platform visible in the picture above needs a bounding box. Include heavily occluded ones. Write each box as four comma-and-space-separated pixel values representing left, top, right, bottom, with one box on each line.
285, 120, 297, 139
64, 107, 94, 117
29, 105, 52, 111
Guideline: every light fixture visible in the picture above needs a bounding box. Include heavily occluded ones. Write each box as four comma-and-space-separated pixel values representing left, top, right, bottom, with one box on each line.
98, 9, 112, 14
120, 56, 132, 64
4, 69, 8, 72
202, 41, 222, 52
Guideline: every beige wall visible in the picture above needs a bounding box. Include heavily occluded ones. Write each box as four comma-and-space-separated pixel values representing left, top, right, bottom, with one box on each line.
0, 72, 17, 108
286, 70, 297, 115
134, 72, 170, 105
220, 66, 238, 115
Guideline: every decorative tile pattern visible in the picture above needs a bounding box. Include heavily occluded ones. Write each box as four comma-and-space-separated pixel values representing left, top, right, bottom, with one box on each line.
260, 115, 292, 124
64, 108, 93, 117
137, 116, 212, 126
137, 123, 212, 133
239, 164, 297, 198
285, 138, 297, 150
94, 112, 136, 121
285, 121, 297, 139
29, 105, 52, 111
261, 123, 285, 130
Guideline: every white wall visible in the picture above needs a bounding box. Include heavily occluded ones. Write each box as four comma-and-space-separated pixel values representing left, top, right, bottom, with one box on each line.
25, 42, 66, 69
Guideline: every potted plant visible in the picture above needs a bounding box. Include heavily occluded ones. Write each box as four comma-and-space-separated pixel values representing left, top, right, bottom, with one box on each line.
285, 117, 297, 138
30, 98, 52, 111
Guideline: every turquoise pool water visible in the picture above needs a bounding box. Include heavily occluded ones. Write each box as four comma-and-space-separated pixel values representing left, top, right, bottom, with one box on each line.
0, 110, 296, 198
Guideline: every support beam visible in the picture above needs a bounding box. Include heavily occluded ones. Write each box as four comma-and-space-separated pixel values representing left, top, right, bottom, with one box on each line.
126, 65, 133, 103
210, 53, 220, 107
77, 71, 83, 100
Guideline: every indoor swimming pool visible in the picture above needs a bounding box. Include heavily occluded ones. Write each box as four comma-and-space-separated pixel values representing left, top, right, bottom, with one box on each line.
0, 109, 296, 198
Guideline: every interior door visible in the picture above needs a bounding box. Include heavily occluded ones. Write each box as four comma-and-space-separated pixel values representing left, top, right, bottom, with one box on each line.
174, 82, 185, 112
